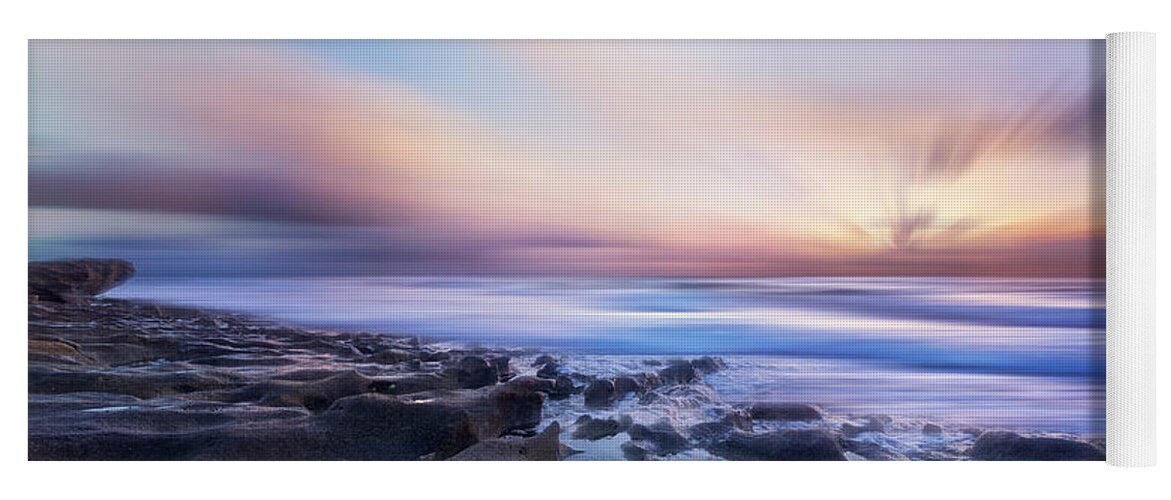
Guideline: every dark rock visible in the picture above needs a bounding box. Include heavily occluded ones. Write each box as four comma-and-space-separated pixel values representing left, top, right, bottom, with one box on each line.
922, 423, 943, 435
448, 422, 566, 461
572, 415, 632, 440
28, 259, 135, 302
450, 356, 499, 389
627, 421, 691, 456
641, 359, 663, 367
708, 429, 847, 461
363, 348, 415, 365
310, 393, 481, 460
583, 379, 617, 407
842, 439, 910, 461
746, 402, 824, 422
548, 375, 577, 400
967, 431, 1105, 461
638, 384, 720, 408
487, 355, 513, 381
536, 362, 560, 380
689, 356, 726, 374
531, 354, 560, 367
687, 409, 754, 446
657, 362, 700, 385
487, 376, 550, 433
622, 441, 652, 461
612, 376, 642, 396
381, 372, 459, 395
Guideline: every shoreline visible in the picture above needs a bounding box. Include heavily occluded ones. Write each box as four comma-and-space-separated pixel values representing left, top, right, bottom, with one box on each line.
28, 295, 1106, 461
28, 260, 1106, 461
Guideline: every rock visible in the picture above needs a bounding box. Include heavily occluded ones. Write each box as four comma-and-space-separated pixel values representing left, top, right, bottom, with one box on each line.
689, 356, 726, 374
450, 356, 499, 389
363, 348, 415, 365
641, 359, 663, 367
548, 375, 577, 400
622, 441, 652, 461
309, 393, 481, 460
687, 409, 754, 446
28, 259, 135, 302
922, 423, 943, 435
572, 415, 632, 440
448, 422, 566, 461
583, 379, 617, 407
531, 354, 560, 367
967, 431, 1105, 461
746, 402, 824, 422
612, 376, 642, 397
657, 361, 700, 385
627, 421, 691, 456
638, 384, 720, 408
28, 368, 242, 399
536, 362, 560, 380
487, 376, 551, 434
708, 430, 847, 461
381, 372, 459, 395
487, 355, 513, 381
842, 439, 910, 461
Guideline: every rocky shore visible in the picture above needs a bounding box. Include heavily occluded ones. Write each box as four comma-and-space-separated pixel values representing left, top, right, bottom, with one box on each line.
28, 260, 1106, 461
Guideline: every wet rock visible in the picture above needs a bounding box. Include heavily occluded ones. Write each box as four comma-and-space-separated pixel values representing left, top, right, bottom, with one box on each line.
29, 259, 135, 302
708, 429, 847, 461
689, 356, 726, 374
583, 379, 617, 407
922, 423, 943, 435
449, 356, 499, 389
641, 359, 663, 367
381, 372, 459, 395
638, 384, 720, 408
28, 368, 242, 399
251, 371, 398, 412
536, 362, 560, 380
487, 355, 513, 381
531, 354, 560, 367
627, 421, 691, 456
572, 415, 632, 440
688, 408, 755, 446
657, 361, 700, 385
746, 402, 824, 422
363, 348, 415, 365
448, 422, 566, 461
622, 441, 652, 461
612, 376, 642, 397
486, 376, 551, 434
967, 431, 1105, 461
842, 439, 910, 461
548, 375, 577, 400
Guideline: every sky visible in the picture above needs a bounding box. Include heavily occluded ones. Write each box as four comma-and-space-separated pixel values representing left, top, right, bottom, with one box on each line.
29, 40, 1105, 277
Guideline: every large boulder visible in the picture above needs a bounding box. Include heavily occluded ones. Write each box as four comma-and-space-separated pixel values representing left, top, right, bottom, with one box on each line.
572, 415, 632, 440
967, 431, 1105, 461
746, 402, 824, 422
657, 361, 700, 385
583, 379, 617, 407
707, 429, 847, 461
29, 259, 135, 302
627, 421, 691, 456
447, 422, 568, 461
449, 356, 500, 389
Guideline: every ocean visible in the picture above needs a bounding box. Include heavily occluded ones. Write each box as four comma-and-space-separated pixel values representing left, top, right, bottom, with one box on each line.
107, 276, 1105, 435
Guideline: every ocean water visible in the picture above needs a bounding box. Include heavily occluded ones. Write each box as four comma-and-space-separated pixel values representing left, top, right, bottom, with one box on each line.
107, 277, 1105, 434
